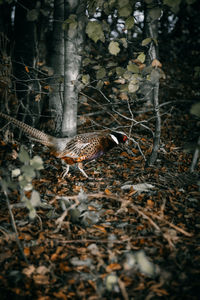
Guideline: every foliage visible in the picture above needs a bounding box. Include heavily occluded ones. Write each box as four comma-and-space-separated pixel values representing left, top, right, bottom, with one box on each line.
1, 146, 44, 220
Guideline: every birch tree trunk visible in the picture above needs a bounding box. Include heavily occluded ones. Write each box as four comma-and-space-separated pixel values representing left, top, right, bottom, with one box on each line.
62, 0, 86, 137
49, 0, 64, 134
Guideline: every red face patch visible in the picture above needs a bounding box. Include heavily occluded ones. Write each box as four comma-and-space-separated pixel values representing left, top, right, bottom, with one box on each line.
123, 135, 128, 142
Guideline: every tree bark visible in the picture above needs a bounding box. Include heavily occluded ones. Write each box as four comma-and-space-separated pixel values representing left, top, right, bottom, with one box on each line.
62, 0, 86, 137
49, 0, 64, 134
144, 1, 161, 166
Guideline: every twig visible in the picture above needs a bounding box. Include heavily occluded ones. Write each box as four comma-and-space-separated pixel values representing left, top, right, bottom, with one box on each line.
118, 278, 129, 300
79, 91, 121, 125
54, 201, 79, 232
1, 181, 29, 264
152, 214, 193, 237
130, 204, 161, 232
190, 136, 200, 172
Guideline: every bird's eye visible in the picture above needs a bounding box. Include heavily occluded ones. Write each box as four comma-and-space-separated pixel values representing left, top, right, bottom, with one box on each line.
123, 136, 127, 142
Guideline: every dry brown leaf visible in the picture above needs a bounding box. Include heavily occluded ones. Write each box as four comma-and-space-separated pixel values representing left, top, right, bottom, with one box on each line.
24, 247, 31, 257
104, 188, 112, 195
106, 263, 122, 272
152, 59, 162, 68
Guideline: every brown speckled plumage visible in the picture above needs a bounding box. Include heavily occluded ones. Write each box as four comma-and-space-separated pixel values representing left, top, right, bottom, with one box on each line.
0, 112, 127, 177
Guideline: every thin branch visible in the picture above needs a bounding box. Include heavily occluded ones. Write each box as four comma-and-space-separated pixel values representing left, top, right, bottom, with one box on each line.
1, 182, 29, 264
190, 136, 200, 172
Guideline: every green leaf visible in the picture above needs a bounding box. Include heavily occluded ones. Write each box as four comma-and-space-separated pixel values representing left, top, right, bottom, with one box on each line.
118, 4, 132, 17
120, 38, 128, 48
128, 81, 139, 93
149, 8, 162, 21
19, 176, 33, 191
127, 63, 139, 73
190, 102, 200, 117
106, 274, 118, 291
30, 190, 41, 208
27, 9, 39, 22
119, 84, 129, 92
29, 208, 37, 220
141, 38, 152, 46
82, 74, 90, 84
30, 155, 44, 170
96, 68, 106, 80
118, 0, 130, 8
137, 53, 146, 63
18, 146, 30, 163
62, 14, 77, 32
194, 66, 200, 78
96, 80, 104, 90
125, 16, 134, 29
86, 21, 105, 43
116, 67, 125, 76
21, 165, 36, 178
123, 70, 132, 80
163, 0, 181, 13
12, 168, 21, 177
108, 41, 120, 56
82, 58, 92, 67
107, 61, 118, 67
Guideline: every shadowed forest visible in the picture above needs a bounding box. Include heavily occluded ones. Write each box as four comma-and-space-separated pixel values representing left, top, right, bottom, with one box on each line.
0, 0, 199, 299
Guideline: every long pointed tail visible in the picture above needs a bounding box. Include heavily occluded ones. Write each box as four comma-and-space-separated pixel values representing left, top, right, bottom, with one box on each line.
0, 112, 54, 147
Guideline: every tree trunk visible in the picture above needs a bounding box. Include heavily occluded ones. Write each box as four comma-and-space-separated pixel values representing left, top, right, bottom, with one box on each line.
144, 1, 161, 166
13, 0, 41, 126
62, 0, 86, 137
49, 0, 64, 134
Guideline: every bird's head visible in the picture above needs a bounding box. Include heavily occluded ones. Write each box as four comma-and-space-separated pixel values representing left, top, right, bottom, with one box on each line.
110, 132, 128, 145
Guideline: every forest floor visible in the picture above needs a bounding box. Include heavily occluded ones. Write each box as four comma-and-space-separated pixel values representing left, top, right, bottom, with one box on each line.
0, 63, 199, 299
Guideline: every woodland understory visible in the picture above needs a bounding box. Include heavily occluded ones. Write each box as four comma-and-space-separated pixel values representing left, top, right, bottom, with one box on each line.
0, 59, 199, 299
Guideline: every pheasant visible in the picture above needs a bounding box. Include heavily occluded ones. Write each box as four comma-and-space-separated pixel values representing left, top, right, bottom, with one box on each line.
0, 112, 127, 178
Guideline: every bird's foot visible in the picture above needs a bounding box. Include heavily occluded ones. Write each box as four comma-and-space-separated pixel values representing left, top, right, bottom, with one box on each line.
61, 165, 70, 178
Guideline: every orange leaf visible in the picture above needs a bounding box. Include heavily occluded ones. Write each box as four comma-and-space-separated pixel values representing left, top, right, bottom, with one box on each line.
51, 253, 58, 261
132, 148, 139, 154
24, 247, 31, 257
104, 188, 112, 195
141, 137, 147, 142
152, 59, 162, 68
25, 65, 29, 73
59, 263, 72, 272
106, 263, 121, 272
43, 85, 50, 90
53, 291, 67, 300
147, 199, 154, 207
139, 63, 146, 70
93, 225, 107, 233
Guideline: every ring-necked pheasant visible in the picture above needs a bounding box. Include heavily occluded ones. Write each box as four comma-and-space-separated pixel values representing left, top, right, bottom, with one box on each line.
0, 112, 127, 177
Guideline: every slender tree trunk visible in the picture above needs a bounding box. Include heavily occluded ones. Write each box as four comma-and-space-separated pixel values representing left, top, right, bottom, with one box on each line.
62, 0, 86, 137
144, 1, 161, 165
49, 0, 64, 134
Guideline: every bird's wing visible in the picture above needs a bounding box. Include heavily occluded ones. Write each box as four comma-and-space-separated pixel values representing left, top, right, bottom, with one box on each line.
56, 138, 90, 158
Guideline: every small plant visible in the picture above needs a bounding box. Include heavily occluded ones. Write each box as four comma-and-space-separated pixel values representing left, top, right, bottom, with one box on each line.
11, 145, 44, 219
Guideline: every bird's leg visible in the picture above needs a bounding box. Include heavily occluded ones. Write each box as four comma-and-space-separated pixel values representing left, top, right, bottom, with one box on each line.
61, 164, 70, 178
78, 163, 88, 178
